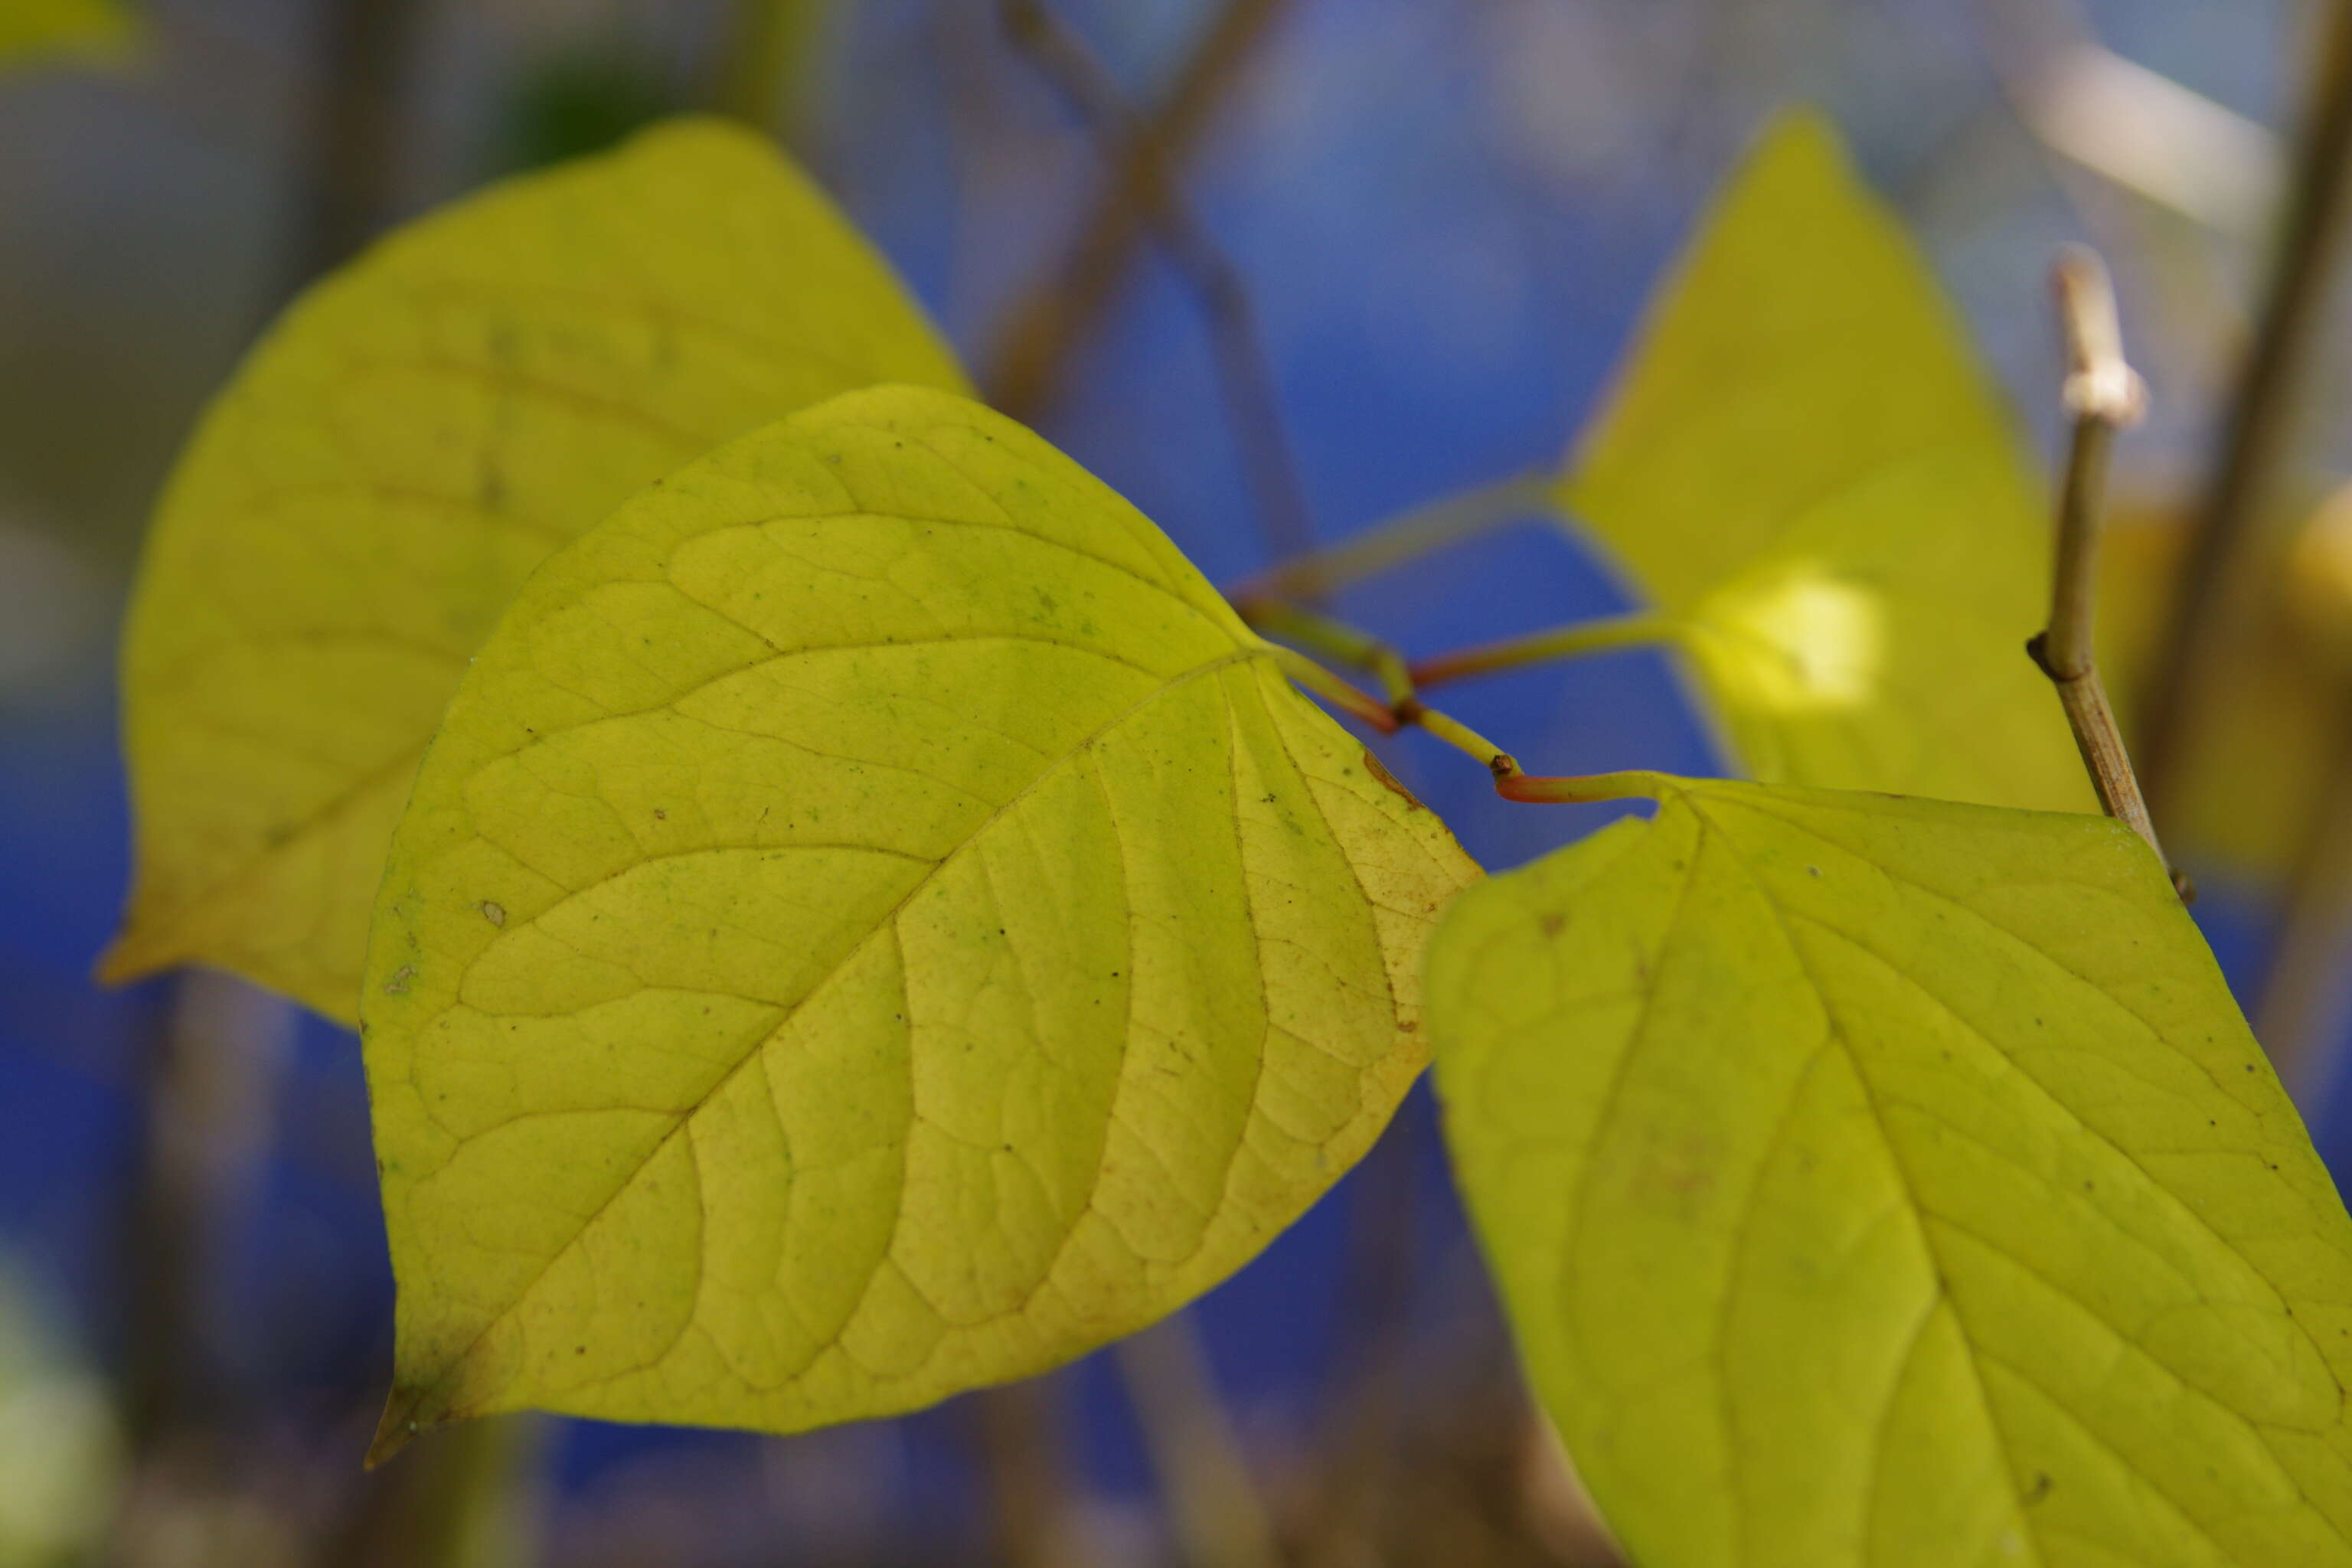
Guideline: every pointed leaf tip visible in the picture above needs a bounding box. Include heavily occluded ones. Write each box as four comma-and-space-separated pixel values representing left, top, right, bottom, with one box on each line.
1558, 106, 2089, 814
91, 917, 184, 988
363, 1387, 433, 1471
90, 936, 147, 989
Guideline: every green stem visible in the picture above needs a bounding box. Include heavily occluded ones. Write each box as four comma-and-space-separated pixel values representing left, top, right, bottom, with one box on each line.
1491, 767, 1674, 805
1267, 647, 1400, 733
1408, 611, 1677, 688
1236, 471, 1558, 602
1245, 598, 1628, 796
1392, 699, 1514, 776
1240, 597, 1414, 704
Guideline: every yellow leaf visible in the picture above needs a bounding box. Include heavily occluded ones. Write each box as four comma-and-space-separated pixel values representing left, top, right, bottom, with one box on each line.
2096, 508, 2345, 880
1561, 113, 2092, 814
2286, 482, 2352, 674
0, 0, 137, 67
0, 1259, 119, 1561
1430, 773, 2352, 1566
361, 385, 1479, 1456
102, 117, 967, 1021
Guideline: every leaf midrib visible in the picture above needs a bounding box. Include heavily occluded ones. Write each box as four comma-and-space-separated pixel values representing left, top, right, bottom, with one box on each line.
1668, 789, 2047, 1566
1675, 785, 2341, 1565
396, 641, 1277, 1417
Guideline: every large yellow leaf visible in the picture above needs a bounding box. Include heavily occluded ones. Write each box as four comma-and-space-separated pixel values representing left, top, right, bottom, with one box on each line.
103, 116, 967, 1022
0, 0, 136, 66
1561, 115, 2092, 814
361, 385, 1478, 1456
1430, 774, 2352, 1566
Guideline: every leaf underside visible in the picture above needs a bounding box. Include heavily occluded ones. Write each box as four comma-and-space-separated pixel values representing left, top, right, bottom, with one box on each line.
103, 116, 968, 1022
363, 386, 1479, 1455
1430, 776, 2352, 1567
1560, 114, 2092, 816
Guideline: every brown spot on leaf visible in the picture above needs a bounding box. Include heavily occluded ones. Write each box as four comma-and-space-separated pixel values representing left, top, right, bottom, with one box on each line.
1361, 750, 1425, 810
1632, 1128, 1720, 1218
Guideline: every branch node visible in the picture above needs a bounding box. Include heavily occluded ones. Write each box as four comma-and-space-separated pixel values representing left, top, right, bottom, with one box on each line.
2024, 631, 2056, 681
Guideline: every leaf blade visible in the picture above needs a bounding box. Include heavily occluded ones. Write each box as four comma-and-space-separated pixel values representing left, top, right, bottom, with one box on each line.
364, 386, 1479, 1451
105, 116, 969, 1021
1561, 113, 2092, 814
0, 0, 136, 66
1431, 776, 2352, 1566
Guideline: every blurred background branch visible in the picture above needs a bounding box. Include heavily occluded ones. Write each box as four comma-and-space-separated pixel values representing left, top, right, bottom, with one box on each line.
983, 0, 1292, 420
2135, 0, 2352, 815
994, 0, 1319, 568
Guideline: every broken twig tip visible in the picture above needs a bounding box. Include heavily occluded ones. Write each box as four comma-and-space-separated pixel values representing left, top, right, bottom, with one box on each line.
363, 1387, 432, 1471
2037, 242, 2184, 900
2053, 245, 2148, 427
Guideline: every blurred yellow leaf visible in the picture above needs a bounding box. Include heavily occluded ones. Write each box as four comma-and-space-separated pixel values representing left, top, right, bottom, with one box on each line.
2287, 483, 2352, 671
104, 117, 967, 1022
361, 386, 1478, 1455
0, 0, 137, 67
2097, 504, 2350, 879
0, 1263, 119, 1564
1431, 773, 2352, 1567
1561, 113, 2091, 814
